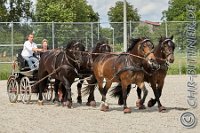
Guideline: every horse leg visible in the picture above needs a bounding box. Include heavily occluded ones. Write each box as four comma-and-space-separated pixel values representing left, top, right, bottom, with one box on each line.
137, 83, 148, 109
121, 84, 131, 113
118, 84, 131, 105
53, 79, 60, 103
62, 78, 72, 108
147, 83, 157, 108
136, 86, 142, 107
38, 71, 48, 105
77, 79, 83, 104
157, 83, 166, 112
86, 75, 97, 107
99, 80, 111, 112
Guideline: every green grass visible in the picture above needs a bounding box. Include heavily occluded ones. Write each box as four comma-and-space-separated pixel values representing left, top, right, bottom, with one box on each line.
0, 64, 12, 80
167, 53, 200, 75
0, 53, 200, 80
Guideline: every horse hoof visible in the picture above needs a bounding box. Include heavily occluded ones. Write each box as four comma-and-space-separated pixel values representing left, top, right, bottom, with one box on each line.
90, 101, 96, 107
86, 102, 90, 106
124, 107, 131, 113
66, 101, 72, 108
136, 99, 141, 107
159, 106, 166, 112
100, 103, 109, 112
148, 98, 156, 107
139, 105, 146, 110
38, 100, 43, 106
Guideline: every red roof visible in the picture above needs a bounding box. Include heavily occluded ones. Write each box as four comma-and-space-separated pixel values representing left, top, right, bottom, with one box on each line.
144, 20, 160, 26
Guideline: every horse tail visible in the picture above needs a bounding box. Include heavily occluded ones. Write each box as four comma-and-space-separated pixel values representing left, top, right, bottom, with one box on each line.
82, 75, 98, 96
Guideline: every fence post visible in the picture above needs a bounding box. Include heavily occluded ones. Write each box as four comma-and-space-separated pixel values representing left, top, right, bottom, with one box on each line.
179, 60, 181, 75
165, 21, 168, 37
91, 22, 94, 48
97, 20, 100, 40
85, 32, 88, 50
130, 20, 132, 39
52, 21, 55, 49
11, 21, 14, 61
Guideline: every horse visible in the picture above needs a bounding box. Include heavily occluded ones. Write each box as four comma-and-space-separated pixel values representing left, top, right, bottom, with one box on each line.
76, 41, 112, 104
54, 40, 112, 105
86, 37, 158, 113
113, 36, 175, 112
37, 40, 85, 108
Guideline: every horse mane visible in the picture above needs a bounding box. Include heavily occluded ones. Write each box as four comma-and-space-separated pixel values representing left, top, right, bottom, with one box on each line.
127, 37, 147, 52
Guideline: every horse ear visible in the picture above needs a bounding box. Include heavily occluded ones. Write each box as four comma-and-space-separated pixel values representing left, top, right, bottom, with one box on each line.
170, 35, 174, 40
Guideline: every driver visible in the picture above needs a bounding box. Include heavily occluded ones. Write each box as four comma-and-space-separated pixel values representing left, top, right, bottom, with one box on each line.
21, 33, 43, 70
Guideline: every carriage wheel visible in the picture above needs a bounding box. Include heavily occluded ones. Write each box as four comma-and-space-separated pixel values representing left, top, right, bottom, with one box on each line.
20, 77, 32, 104
43, 84, 54, 101
7, 76, 19, 103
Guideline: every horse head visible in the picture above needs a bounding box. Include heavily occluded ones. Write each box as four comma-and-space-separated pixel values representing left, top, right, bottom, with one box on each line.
128, 37, 158, 70
159, 35, 175, 63
65, 40, 85, 68
93, 40, 112, 53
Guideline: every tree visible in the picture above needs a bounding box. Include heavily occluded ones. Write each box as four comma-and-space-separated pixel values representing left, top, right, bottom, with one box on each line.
162, 0, 200, 50
107, 1, 140, 44
162, 0, 200, 21
35, 0, 99, 22
0, 0, 7, 21
108, 1, 140, 22
1, 0, 35, 22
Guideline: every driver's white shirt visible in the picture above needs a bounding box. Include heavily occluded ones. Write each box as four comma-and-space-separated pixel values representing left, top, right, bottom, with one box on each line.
21, 40, 37, 57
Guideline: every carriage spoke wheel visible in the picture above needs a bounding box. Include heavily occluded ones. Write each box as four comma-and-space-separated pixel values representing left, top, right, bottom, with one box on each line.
20, 77, 32, 104
7, 76, 19, 103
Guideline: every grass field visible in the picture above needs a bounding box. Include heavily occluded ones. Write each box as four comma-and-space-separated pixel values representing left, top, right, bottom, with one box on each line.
0, 53, 200, 80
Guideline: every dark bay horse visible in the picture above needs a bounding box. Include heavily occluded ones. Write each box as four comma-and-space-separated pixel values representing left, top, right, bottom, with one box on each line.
140, 36, 175, 112
54, 41, 112, 105
38, 40, 84, 108
89, 37, 158, 113
76, 41, 112, 104
114, 36, 175, 112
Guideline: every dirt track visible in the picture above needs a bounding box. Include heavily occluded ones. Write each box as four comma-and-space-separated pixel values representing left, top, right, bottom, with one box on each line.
0, 75, 199, 133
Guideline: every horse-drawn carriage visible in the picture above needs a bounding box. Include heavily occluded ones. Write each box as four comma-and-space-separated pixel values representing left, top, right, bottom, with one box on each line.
6, 37, 175, 113
7, 50, 54, 104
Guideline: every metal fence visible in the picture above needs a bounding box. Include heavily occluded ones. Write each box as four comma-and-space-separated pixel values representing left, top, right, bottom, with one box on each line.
0, 21, 200, 75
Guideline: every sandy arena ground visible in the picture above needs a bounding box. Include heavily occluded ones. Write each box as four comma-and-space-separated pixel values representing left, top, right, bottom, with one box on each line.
0, 75, 199, 133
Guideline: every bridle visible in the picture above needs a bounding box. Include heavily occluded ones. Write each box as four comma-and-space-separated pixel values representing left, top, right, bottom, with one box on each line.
139, 39, 154, 59
161, 38, 174, 58
99, 43, 111, 52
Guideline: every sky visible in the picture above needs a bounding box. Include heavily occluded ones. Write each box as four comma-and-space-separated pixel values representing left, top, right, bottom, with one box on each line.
86, 0, 169, 27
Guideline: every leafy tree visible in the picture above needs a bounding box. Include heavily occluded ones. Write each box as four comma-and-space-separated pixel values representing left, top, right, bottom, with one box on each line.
162, 0, 200, 50
35, 0, 99, 22
162, 0, 200, 21
1, 0, 34, 22
108, 1, 140, 22
0, 0, 7, 21
107, 1, 140, 44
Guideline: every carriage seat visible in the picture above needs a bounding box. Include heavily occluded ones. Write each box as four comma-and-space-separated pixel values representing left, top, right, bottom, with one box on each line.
16, 52, 30, 71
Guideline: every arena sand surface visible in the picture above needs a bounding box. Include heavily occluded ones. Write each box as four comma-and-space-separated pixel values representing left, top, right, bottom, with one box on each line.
0, 75, 199, 133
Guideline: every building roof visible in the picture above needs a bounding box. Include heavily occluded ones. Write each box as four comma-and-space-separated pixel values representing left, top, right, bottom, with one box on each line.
144, 20, 160, 26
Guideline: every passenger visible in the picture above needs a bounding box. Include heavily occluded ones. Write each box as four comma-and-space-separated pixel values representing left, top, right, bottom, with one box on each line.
41, 39, 48, 51
21, 33, 43, 70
